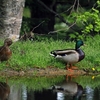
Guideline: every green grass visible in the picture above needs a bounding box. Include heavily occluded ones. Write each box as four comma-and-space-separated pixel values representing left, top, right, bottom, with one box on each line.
76, 35, 100, 71
0, 35, 100, 71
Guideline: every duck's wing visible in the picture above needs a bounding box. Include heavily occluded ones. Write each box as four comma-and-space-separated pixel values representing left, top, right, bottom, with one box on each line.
50, 49, 77, 56
52, 82, 78, 95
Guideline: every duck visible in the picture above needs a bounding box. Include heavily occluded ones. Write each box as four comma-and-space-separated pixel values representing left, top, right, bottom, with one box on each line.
52, 81, 83, 100
0, 38, 12, 62
50, 40, 85, 70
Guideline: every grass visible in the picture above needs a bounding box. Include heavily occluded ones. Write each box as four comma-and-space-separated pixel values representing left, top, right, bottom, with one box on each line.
0, 35, 100, 71
77, 35, 100, 71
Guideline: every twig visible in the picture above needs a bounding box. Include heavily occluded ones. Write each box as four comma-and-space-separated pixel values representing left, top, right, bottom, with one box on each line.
71, 0, 77, 12
31, 21, 45, 32
60, 6, 73, 14
77, 0, 80, 12
37, 0, 69, 25
38, 0, 81, 33
48, 22, 76, 34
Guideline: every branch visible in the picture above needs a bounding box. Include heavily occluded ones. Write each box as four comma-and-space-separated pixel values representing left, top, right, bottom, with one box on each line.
72, 0, 77, 11
77, 0, 80, 12
31, 21, 45, 32
48, 22, 76, 34
37, 0, 81, 33
37, 0, 69, 25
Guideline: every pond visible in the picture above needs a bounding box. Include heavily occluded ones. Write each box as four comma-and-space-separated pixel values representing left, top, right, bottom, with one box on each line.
0, 74, 100, 100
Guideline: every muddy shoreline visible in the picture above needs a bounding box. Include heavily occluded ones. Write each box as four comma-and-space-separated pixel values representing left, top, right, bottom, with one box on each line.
0, 67, 90, 77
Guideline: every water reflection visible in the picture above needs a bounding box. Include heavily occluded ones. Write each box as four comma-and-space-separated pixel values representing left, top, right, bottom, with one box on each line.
57, 92, 64, 100
26, 80, 83, 100
94, 87, 100, 100
52, 81, 83, 100
8, 84, 27, 100
85, 86, 94, 100
22, 85, 27, 100
0, 81, 10, 100
1, 75, 100, 100
29, 89, 57, 100
85, 86, 100, 100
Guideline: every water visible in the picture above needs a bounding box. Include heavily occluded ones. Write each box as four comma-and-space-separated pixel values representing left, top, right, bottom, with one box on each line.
0, 75, 100, 100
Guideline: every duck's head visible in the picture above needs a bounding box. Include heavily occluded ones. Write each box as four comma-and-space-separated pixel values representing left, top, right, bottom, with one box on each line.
75, 40, 84, 50
4, 38, 13, 46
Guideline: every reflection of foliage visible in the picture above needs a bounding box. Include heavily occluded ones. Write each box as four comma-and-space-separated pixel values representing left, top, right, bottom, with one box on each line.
73, 75, 100, 89
6, 76, 65, 91
1, 75, 100, 92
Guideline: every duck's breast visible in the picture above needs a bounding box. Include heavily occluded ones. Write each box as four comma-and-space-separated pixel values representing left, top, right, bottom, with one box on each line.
61, 51, 79, 64
61, 82, 78, 95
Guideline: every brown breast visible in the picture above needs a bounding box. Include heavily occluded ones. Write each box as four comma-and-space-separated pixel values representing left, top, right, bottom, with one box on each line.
0, 46, 12, 61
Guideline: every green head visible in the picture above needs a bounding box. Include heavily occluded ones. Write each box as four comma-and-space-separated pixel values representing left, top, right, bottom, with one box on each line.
75, 40, 84, 50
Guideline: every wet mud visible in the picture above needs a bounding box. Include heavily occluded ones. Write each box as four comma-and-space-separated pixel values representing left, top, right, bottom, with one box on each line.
0, 67, 87, 77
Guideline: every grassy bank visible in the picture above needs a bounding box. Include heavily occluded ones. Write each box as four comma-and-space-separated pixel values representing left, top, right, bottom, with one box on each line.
0, 35, 100, 71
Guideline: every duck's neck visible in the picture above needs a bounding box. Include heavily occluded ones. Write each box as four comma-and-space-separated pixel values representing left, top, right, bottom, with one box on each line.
4, 43, 8, 47
76, 48, 85, 61
75, 44, 80, 50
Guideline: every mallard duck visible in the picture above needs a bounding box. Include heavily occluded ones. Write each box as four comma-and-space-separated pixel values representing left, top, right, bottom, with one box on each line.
0, 38, 12, 62
52, 81, 83, 100
50, 40, 85, 70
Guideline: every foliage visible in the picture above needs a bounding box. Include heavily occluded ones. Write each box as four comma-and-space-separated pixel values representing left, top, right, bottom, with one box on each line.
21, 0, 100, 40
54, 0, 100, 40
76, 4, 100, 35
23, 7, 31, 18
21, 17, 32, 35
76, 1, 100, 38
76, 34, 100, 71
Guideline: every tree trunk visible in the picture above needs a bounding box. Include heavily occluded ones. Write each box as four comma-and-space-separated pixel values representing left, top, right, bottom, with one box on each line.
0, 0, 25, 41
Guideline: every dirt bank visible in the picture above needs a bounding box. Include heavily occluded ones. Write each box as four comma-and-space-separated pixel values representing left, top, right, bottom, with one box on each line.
0, 67, 87, 77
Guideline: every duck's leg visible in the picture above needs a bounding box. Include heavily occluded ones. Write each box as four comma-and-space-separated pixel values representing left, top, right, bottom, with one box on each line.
69, 64, 78, 70
66, 64, 78, 71
66, 64, 74, 71
6, 60, 10, 67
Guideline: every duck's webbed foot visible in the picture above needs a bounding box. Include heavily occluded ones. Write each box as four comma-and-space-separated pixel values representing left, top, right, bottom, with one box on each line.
66, 64, 78, 71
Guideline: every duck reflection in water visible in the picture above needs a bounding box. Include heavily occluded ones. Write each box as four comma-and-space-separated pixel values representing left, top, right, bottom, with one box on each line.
0, 81, 10, 100
52, 81, 83, 100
